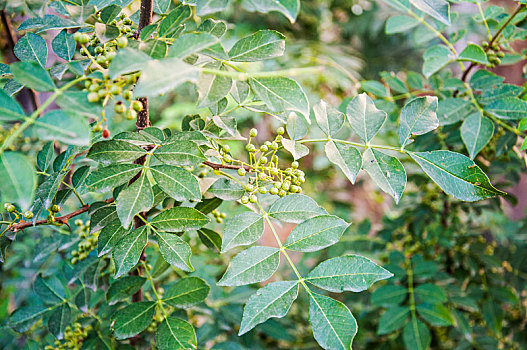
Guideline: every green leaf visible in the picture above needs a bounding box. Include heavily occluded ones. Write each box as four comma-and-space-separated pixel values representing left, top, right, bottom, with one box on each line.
482, 298, 503, 334
362, 148, 406, 203
9, 304, 48, 333
314, 100, 345, 137
229, 30, 285, 62
138, 39, 168, 59
382, 0, 411, 12
249, 77, 310, 123
422, 45, 453, 78
159, 5, 191, 37
221, 212, 264, 252
198, 62, 232, 108
198, 18, 227, 37
410, 0, 450, 25
113, 301, 156, 340
11, 61, 55, 91
309, 293, 357, 350
113, 226, 149, 278
282, 138, 310, 160
95, 22, 120, 43
34, 110, 90, 146
470, 69, 504, 90
458, 44, 488, 64
409, 150, 504, 201
163, 277, 210, 308
197, 228, 222, 251
436, 98, 472, 125
154, 141, 206, 166
242, 0, 300, 23
56, 91, 103, 119
285, 215, 350, 252
156, 231, 193, 271
403, 317, 431, 350
134, 58, 198, 97
346, 93, 387, 143
107, 276, 146, 305
14, 33, 47, 67
417, 303, 454, 326
116, 173, 153, 229
414, 284, 447, 304
399, 96, 439, 148
169, 32, 219, 59
486, 97, 527, 120
361, 80, 388, 97
51, 30, 75, 61
0, 89, 25, 121
109, 48, 151, 79
48, 303, 71, 339
385, 15, 419, 34
478, 84, 523, 105
86, 164, 143, 192
217, 246, 280, 286
239, 281, 299, 335
268, 194, 326, 224
156, 317, 196, 350
306, 254, 393, 292
34, 274, 65, 305
37, 142, 54, 171
377, 306, 410, 335
461, 113, 494, 159
0, 152, 36, 211
325, 140, 361, 184
286, 111, 308, 140
208, 178, 245, 200
87, 140, 147, 165
98, 221, 127, 256
150, 165, 201, 201
150, 207, 210, 232
371, 285, 408, 307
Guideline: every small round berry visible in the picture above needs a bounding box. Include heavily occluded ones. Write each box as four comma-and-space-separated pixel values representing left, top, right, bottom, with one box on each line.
270, 168, 279, 176
87, 92, 100, 103
238, 168, 246, 177
125, 110, 137, 120
259, 187, 268, 194
270, 141, 279, 150
110, 85, 121, 95
51, 204, 61, 212
269, 187, 279, 195
95, 46, 104, 54
249, 194, 257, 203
259, 156, 268, 164
98, 89, 108, 98
291, 161, 299, 169
131, 100, 143, 112
276, 127, 285, 135
249, 128, 258, 137
260, 145, 268, 153
246, 144, 256, 152
224, 154, 232, 163
74, 32, 90, 45
114, 102, 126, 114
96, 55, 107, 65
275, 135, 283, 142
106, 50, 117, 61
223, 144, 231, 153
123, 90, 132, 100
278, 189, 286, 197
23, 211, 33, 219
92, 124, 103, 132
102, 129, 110, 138
75, 219, 83, 226
116, 36, 128, 48
245, 184, 255, 192
241, 196, 249, 204
6, 204, 16, 213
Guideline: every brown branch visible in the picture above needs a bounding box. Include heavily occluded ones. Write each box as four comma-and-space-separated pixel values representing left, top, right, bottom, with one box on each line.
8, 199, 114, 232
133, 0, 153, 39
203, 161, 251, 171
1, 10, 39, 111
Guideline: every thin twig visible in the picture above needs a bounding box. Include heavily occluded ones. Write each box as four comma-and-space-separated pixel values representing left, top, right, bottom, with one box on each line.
203, 161, 251, 171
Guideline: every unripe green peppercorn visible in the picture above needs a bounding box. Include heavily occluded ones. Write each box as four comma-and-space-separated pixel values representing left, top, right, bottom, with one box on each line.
249, 128, 258, 137
241, 196, 249, 204
116, 36, 128, 48
23, 211, 33, 219
125, 110, 137, 120
238, 168, 246, 176
223, 144, 230, 153
277, 127, 285, 135
291, 161, 299, 169
6, 204, 16, 213
269, 187, 279, 195
249, 194, 257, 203
260, 145, 269, 152
87, 92, 100, 103
114, 102, 125, 114
132, 100, 143, 112
51, 204, 61, 212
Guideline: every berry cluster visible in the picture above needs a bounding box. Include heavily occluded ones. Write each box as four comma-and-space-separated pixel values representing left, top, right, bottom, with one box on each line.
44, 323, 92, 350
71, 219, 98, 264
219, 127, 306, 204
211, 209, 226, 223
482, 41, 505, 67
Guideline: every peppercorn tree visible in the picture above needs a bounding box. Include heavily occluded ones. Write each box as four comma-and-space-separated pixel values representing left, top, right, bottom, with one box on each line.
0, 0, 526, 349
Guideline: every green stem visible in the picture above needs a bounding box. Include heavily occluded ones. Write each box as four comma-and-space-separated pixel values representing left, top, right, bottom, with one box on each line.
141, 260, 170, 319
300, 138, 406, 153
0, 76, 87, 155
407, 261, 416, 316
61, 181, 86, 206
476, 2, 492, 41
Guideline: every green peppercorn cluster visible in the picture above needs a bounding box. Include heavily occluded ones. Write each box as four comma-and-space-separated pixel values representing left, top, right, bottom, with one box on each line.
482, 41, 505, 68
211, 209, 226, 223
2, 203, 34, 226
219, 127, 305, 204
71, 219, 98, 265
146, 303, 167, 332
44, 323, 92, 350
